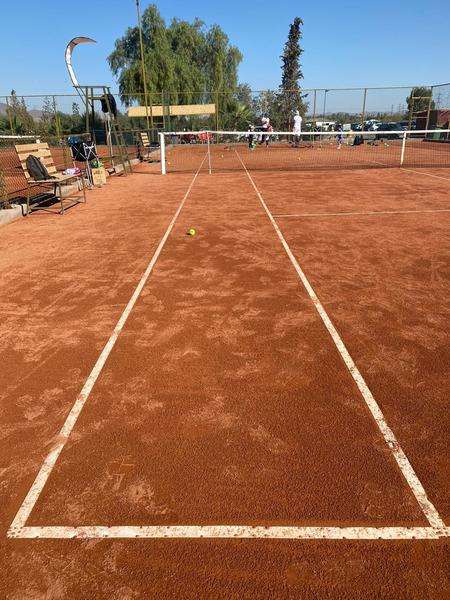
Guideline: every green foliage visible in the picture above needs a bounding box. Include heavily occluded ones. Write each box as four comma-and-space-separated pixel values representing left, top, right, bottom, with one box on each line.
406, 87, 435, 114
279, 18, 308, 128
107, 3, 243, 122
255, 90, 283, 128
0, 115, 10, 133
39, 96, 54, 135
7, 90, 36, 134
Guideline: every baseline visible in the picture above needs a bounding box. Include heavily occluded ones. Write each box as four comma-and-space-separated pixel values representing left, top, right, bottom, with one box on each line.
10, 525, 450, 540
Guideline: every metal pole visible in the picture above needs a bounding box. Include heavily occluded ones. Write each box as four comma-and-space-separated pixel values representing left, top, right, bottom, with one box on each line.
425, 86, 434, 132
400, 130, 407, 165
312, 89, 317, 125
361, 88, 367, 131
52, 96, 62, 139
322, 90, 328, 129
207, 132, 212, 174
5, 97, 15, 135
215, 92, 219, 131
159, 132, 166, 175
136, 0, 152, 129
84, 87, 89, 134
408, 89, 415, 130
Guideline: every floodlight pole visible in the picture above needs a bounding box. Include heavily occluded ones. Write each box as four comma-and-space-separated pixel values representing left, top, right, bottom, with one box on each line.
312, 89, 317, 126
360, 88, 367, 132
322, 89, 329, 129
136, 0, 152, 130
425, 85, 434, 131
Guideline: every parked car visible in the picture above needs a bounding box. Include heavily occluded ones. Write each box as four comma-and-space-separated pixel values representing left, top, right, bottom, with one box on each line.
376, 123, 404, 140
399, 120, 416, 130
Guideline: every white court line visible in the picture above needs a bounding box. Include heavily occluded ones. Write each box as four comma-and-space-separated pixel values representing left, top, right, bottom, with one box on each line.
273, 208, 450, 218
235, 150, 446, 532
9, 525, 450, 540
7, 154, 449, 542
401, 168, 450, 182
8, 154, 207, 538
357, 155, 450, 182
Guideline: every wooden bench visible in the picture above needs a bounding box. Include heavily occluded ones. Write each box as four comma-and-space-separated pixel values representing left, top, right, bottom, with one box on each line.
139, 131, 161, 163
15, 142, 86, 215
139, 131, 151, 160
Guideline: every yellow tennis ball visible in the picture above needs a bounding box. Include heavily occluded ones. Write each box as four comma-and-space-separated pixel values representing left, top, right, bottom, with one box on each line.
188, 228, 196, 236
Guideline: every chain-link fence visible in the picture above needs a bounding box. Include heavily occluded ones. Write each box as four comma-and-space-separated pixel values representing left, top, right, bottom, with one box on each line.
0, 133, 141, 203
2, 84, 449, 137
1, 83, 449, 201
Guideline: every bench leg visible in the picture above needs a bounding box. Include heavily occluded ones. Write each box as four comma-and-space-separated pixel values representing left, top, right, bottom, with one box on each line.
80, 174, 87, 203
57, 183, 64, 215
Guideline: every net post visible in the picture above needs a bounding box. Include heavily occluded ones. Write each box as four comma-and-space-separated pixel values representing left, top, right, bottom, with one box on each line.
400, 131, 407, 166
159, 132, 166, 175
207, 132, 212, 174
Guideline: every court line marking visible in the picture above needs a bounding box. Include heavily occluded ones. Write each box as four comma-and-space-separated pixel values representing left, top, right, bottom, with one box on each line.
401, 168, 450, 182
7, 159, 449, 542
7, 154, 207, 538
359, 156, 450, 181
9, 525, 450, 540
272, 208, 450, 218
235, 151, 446, 531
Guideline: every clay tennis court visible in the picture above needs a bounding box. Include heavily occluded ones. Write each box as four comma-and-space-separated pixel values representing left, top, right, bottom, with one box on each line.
1, 151, 449, 597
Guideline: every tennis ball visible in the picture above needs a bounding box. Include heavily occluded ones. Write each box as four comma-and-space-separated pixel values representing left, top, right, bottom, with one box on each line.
188, 228, 196, 236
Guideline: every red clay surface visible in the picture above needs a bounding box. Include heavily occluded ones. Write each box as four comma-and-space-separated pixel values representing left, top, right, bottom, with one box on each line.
1, 161, 449, 598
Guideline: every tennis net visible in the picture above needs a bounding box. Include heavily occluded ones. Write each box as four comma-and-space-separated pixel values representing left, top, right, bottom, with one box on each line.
158, 129, 450, 174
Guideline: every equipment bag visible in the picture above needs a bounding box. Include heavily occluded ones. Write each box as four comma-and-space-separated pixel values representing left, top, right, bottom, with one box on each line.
69, 140, 98, 162
100, 93, 118, 118
26, 155, 53, 181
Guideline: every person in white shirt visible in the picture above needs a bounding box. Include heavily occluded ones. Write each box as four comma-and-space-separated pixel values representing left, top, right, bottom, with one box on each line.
261, 116, 271, 146
293, 110, 302, 147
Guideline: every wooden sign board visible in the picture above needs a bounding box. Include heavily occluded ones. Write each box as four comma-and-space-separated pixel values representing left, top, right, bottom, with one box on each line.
127, 104, 216, 118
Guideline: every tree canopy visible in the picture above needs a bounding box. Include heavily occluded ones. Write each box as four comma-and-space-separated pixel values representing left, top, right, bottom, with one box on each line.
278, 17, 308, 128
406, 87, 435, 115
108, 4, 243, 109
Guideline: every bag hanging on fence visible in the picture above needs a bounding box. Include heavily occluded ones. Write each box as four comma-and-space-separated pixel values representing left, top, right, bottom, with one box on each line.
100, 93, 118, 118
26, 155, 54, 181
69, 138, 98, 162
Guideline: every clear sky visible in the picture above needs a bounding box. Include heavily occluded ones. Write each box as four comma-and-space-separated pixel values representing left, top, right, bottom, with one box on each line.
1, 0, 449, 107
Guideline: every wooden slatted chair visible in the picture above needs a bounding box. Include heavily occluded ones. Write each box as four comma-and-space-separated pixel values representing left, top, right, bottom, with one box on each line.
139, 131, 151, 160
15, 142, 86, 215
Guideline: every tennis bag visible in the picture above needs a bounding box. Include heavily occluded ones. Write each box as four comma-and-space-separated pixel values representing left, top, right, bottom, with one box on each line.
26, 155, 53, 181
68, 138, 98, 162
100, 93, 118, 118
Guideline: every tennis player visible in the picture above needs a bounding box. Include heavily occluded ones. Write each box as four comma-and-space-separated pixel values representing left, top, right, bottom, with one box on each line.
261, 116, 270, 146
293, 110, 302, 147
247, 124, 256, 150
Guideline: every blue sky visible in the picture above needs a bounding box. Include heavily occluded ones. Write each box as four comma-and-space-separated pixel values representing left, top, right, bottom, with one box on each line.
1, 0, 449, 110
